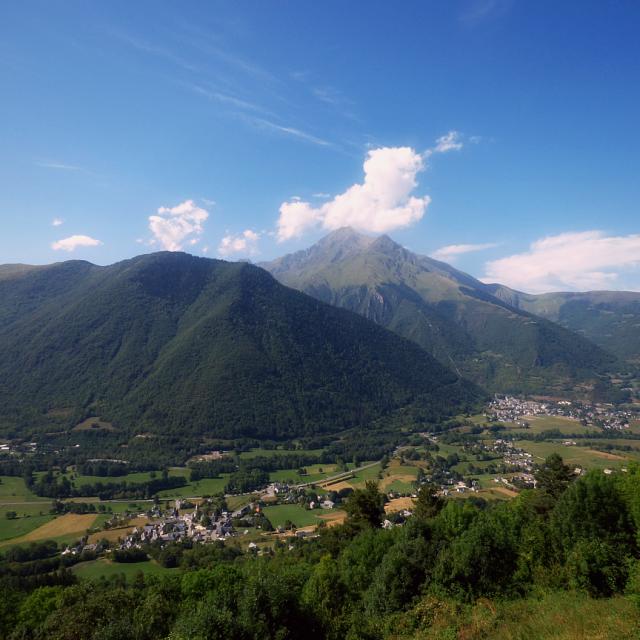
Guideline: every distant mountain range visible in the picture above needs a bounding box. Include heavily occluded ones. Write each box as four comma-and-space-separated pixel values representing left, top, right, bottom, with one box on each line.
486, 285, 640, 366
0, 252, 480, 441
2, 232, 636, 444
262, 228, 630, 397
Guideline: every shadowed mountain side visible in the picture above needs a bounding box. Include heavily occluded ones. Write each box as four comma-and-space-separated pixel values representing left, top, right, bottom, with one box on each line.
487, 284, 640, 366
0, 252, 482, 440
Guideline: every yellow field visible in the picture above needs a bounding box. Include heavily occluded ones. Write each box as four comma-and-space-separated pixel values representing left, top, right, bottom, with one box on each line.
318, 510, 346, 526
324, 480, 353, 491
385, 497, 415, 513
87, 516, 148, 544
0, 513, 98, 546
585, 449, 627, 460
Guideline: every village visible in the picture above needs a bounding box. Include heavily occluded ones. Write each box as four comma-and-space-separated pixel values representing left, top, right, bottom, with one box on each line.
487, 395, 635, 430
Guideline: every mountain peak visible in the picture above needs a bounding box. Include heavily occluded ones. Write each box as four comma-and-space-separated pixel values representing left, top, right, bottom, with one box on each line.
369, 233, 404, 255
316, 227, 375, 251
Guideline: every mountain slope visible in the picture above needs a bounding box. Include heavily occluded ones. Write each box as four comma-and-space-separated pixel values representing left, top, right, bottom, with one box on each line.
0, 252, 480, 440
262, 228, 617, 396
487, 285, 640, 366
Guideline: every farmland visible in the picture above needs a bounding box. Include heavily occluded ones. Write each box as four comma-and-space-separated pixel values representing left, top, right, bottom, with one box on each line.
262, 503, 328, 528
72, 558, 178, 580
0, 475, 44, 503
0, 513, 99, 548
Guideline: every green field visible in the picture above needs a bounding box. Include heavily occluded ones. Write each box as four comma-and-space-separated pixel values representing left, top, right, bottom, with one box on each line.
262, 503, 324, 528
511, 415, 593, 436
55, 467, 190, 488
73, 558, 179, 580
157, 475, 229, 498
0, 476, 43, 503
516, 440, 632, 468
383, 480, 415, 493
238, 448, 325, 460
0, 514, 55, 541
348, 462, 382, 486
269, 463, 340, 485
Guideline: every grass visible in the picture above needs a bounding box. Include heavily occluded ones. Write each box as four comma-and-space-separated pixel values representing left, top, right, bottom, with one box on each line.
71, 471, 155, 485
519, 415, 590, 435
238, 448, 324, 460
72, 558, 179, 580
261, 503, 324, 528
269, 463, 340, 485
349, 462, 382, 487
516, 440, 633, 469
157, 475, 228, 498
226, 495, 253, 511
0, 514, 55, 541
0, 476, 45, 504
384, 480, 415, 494
399, 591, 640, 640
0, 513, 99, 548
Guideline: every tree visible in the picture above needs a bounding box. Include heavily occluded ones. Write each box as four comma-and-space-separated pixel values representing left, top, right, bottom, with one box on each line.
413, 484, 444, 520
344, 481, 385, 528
535, 453, 573, 499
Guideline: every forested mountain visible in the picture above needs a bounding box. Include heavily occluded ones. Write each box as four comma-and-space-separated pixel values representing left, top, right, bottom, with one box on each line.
0, 252, 480, 440
262, 228, 618, 396
487, 285, 640, 366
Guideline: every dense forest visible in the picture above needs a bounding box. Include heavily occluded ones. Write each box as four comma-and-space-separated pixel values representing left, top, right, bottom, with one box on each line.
2, 457, 640, 639
0, 252, 481, 446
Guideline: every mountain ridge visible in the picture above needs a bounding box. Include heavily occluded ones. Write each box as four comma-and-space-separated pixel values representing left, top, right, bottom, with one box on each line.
261, 228, 619, 397
0, 251, 481, 443
486, 283, 640, 365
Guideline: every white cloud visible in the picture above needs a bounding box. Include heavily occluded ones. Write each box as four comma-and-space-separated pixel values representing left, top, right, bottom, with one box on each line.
483, 231, 640, 293
148, 199, 209, 251
51, 235, 102, 252
312, 193, 331, 199
276, 147, 430, 242
52, 217, 64, 227
431, 242, 498, 262
431, 130, 463, 154
218, 229, 260, 256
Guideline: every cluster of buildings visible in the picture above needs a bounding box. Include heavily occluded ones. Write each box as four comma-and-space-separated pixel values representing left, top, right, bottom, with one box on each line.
118, 500, 240, 551
491, 438, 535, 472
487, 395, 635, 431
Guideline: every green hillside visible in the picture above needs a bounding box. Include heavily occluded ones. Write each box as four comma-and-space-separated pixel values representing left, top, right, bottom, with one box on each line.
262, 228, 618, 397
0, 252, 480, 442
488, 285, 640, 366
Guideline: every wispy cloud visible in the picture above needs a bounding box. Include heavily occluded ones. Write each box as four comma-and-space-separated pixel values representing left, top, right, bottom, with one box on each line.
460, 0, 513, 26
243, 115, 332, 147
110, 25, 339, 150
51, 217, 64, 227
188, 83, 274, 117
429, 130, 464, 155
110, 30, 199, 72
36, 161, 83, 171
431, 242, 498, 262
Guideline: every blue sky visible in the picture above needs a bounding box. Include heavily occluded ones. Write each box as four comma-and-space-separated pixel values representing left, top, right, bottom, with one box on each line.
1, 0, 640, 292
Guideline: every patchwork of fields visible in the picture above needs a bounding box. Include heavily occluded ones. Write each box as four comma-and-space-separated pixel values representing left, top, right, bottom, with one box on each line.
2, 415, 638, 556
